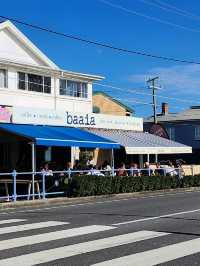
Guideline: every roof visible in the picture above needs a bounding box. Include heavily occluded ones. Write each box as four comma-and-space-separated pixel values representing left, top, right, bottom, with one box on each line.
0, 20, 104, 82
145, 107, 200, 123
93, 91, 134, 113
86, 128, 192, 154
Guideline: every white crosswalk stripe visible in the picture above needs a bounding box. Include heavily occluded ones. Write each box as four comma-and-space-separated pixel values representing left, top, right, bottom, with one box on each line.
92, 237, 200, 266
0, 230, 169, 266
0, 219, 26, 225
0, 221, 68, 235
0, 225, 115, 251
0, 219, 200, 266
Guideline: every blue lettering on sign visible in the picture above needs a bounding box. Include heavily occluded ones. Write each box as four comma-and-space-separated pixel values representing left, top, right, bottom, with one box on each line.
66, 112, 96, 126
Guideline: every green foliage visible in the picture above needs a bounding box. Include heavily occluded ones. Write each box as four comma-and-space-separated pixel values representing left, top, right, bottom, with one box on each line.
65, 175, 200, 197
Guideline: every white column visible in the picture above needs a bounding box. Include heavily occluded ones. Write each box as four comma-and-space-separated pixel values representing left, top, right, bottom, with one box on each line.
155, 154, 158, 163
147, 154, 150, 163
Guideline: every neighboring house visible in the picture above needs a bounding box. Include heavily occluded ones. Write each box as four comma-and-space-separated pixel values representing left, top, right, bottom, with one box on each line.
144, 103, 200, 163
93, 91, 134, 116
0, 20, 103, 114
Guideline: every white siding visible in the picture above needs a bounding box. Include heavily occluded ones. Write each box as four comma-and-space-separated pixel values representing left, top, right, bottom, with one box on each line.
0, 29, 46, 66
0, 69, 92, 113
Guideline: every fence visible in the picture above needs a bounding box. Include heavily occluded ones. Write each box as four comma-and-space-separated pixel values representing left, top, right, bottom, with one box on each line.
0, 166, 193, 202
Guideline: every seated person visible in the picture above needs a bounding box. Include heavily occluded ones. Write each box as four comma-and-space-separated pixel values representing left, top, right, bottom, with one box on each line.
87, 166, 105, 176
41, 162, 53, 176
129, 163, 140, 176
116, 163, 127, 176
154, 163, 165, 176
102, 160, 112, 176
141, 162, 154, 176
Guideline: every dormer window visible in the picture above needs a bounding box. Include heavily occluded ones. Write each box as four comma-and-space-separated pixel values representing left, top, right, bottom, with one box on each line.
60, 79, 88, 98
18, 72, 51, 93
0, 69, 7, 88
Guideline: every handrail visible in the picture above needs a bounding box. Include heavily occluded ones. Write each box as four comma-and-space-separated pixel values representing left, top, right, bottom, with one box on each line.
0, 166, 187, 203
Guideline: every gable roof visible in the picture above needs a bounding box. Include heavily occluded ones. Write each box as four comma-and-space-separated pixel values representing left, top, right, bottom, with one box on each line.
145, 107, 200, 123
93, 91, 134, 113
0, 20, 58, 69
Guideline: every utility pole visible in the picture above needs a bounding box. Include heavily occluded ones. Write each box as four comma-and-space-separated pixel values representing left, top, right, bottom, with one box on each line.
147, 76, 159, 124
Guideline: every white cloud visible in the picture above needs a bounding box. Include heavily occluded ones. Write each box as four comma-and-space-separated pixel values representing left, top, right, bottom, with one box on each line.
129, 64, 200, 96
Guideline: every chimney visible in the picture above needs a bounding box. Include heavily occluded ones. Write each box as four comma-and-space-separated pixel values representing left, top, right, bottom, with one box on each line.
162, 102, 169, 115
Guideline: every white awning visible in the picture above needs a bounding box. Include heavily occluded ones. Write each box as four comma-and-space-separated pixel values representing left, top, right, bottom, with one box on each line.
86, 129, 192, 155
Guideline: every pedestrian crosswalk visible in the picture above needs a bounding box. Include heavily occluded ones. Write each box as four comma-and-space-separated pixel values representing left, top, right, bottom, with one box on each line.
0, 218, 199, 265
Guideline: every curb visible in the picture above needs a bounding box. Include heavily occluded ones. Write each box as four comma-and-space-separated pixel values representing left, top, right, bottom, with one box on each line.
0, 187, 200, 211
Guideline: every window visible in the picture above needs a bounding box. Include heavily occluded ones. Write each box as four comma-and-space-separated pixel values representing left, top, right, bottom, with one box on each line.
195, 126, 200, 140
0, 69, 7, 88
18, 72, 51, 93
166, 127, 175, 140
59, 79, 88, 98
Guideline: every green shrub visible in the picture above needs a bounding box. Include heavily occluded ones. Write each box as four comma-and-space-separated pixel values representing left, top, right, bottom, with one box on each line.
64, 174, 200, 197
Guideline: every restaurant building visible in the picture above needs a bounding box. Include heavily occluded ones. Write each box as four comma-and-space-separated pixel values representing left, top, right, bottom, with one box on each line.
0, 20, 192, 174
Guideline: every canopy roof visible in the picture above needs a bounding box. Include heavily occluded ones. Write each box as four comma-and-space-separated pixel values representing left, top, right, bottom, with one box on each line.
0, 124, 120, 149
86, 129, 192, 154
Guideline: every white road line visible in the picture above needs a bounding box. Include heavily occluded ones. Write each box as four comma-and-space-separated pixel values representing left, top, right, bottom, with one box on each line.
112, 208, 200, 225
0, 221, 68, 235
0, 219, 26, 225
92, 237, 200, 266
0, 231, 169, 266
0, 225, 115, 251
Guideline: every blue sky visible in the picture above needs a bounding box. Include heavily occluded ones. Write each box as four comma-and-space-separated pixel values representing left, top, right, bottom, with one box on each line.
1, 0, 200, 117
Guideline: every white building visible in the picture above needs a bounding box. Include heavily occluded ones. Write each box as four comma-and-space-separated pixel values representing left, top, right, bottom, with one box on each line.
0, 20, 191, 174
0, 20, 102, 114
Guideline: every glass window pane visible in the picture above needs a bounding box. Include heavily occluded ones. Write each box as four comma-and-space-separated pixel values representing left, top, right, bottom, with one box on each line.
82, 83, 88, 98
60, 80, 88, 98
18, 72, 26, 90
44, 76, 51, 93
60, 79, 67, 95
28, 74, 43, 92
0, 69, 7, 88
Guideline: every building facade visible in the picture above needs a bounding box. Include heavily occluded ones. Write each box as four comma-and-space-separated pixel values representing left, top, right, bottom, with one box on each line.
144, 103, 200, 163
0, 20, 101, 114
93, 91, 133, 116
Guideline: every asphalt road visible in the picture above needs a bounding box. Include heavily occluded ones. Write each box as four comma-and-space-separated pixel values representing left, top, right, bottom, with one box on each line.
1, 191, 200, 265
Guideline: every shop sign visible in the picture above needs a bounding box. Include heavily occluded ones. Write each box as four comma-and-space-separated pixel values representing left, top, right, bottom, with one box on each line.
0, 106, 12, 123
13, 107, 143, 131
13, 107, 65, 126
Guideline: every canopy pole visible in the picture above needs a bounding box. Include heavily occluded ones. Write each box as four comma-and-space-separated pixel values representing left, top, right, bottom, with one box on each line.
31, 142, 36, 200
111, 149, 115, 177
155, 154, 158, 163
147, 154, 150, 163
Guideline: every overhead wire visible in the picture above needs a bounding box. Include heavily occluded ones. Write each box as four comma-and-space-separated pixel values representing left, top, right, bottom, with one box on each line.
98, 0, 200, 34
138, 0, 200, 21
155, 0, 200, 21
0, 15, 200, 64
94, 82, 200, 105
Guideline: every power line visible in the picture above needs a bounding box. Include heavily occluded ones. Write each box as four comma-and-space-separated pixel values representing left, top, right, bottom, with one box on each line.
155, 0, 200, 21
0, 15, 200, 65
94, 82, 200, 105
138, 0, 200, 21
98, 0, 200, 34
